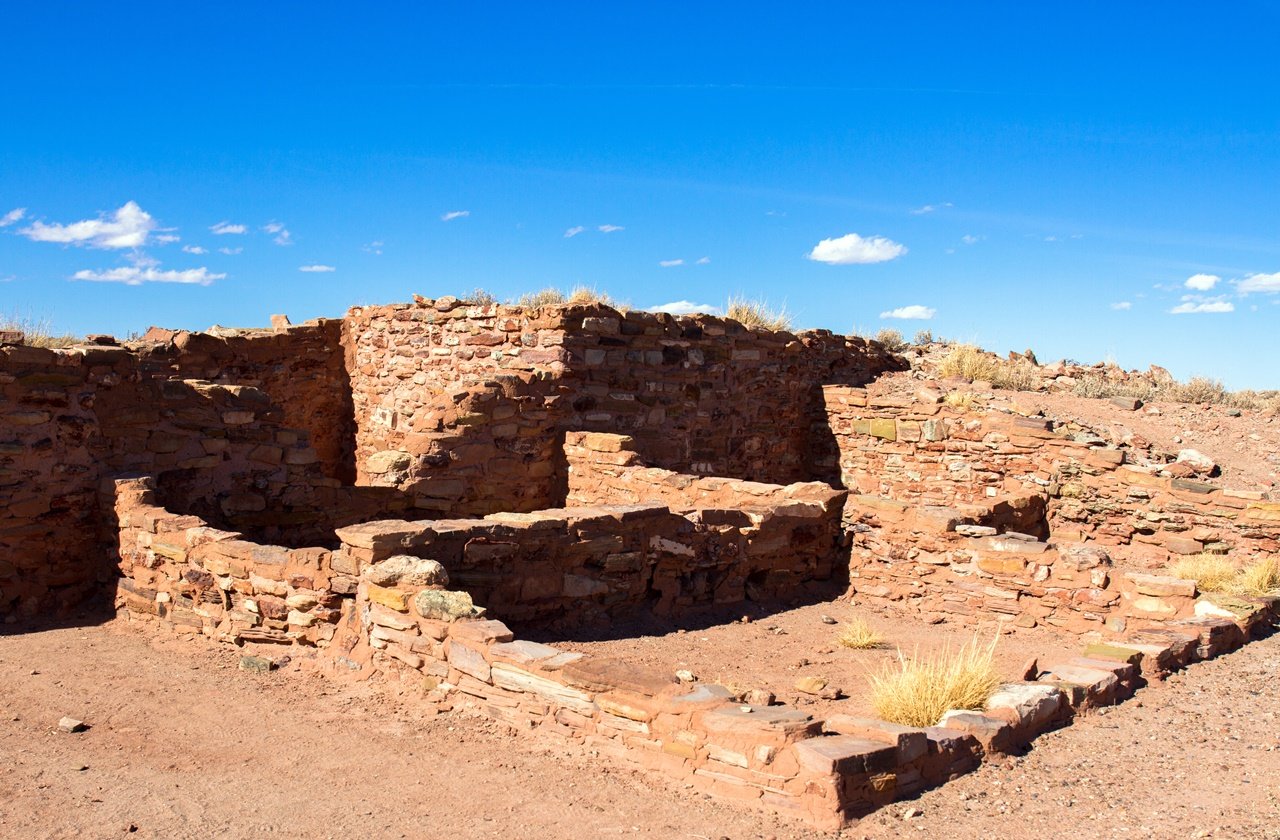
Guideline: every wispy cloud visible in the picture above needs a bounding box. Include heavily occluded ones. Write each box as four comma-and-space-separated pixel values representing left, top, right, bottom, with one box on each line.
695, 256, 711, 265
598, 224, 624, 233
910, 202, 953, 215
182, 245, 207, 255
153, 233, 180, 244
1238, 271, 1280, 294
960, 234, 983, 245
659, 259, 684, 267
299, 264, 335, 273
1184, 273, 1220, 291
362, 240, 384, 255
649, 300, 721, 316
210, 221, 247, 235
263, 221, 292, 246
21, 201, 157, 249
879, 304, 935, 320
441, 210, 470, 222
0, 207, 26, 227
1110, 301, 1133, 311
1171, 296, 1234, 314
72, 265, 223, 286
218, 247, 242, 256
564, 226, 586, 238
807, 232, 907, 265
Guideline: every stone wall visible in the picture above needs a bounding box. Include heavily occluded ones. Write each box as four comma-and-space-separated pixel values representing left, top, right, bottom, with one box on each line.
342, 298, 903, 517
335, 437, 846, 627
822, 385, 1280, 562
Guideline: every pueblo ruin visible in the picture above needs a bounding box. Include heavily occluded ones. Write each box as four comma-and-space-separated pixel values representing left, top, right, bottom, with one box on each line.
2, 295, 1276, 829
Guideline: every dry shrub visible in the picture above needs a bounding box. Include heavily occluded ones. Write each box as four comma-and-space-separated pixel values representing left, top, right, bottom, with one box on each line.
515, 287, 567, 308
913, 328, 934, 345
943, 391, 976, 410
465, 288, 498, 306
869, 634, 1000, 728
1170, 554, 1238, 593
0, 311, 78, 349
1164, 376, 1227, 405
836, 617, 885, 650
1234, 557, 1280, 596
873, 328, 907, 352
725, 296, 792, 331
937, 345, 1001, 383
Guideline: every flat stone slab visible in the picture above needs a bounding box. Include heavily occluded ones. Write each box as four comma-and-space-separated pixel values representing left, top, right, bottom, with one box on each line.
794, 735, 897, 776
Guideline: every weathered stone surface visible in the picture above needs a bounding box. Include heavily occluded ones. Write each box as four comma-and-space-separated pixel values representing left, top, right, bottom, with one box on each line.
413, 589, 482, 621
365, 555, 449, 588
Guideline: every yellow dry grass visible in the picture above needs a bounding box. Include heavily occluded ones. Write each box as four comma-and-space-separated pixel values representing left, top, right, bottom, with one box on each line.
0, 311, 78, 349
1170, 554, 1239, 593
836, 616, 885, 650
869, 634, 1000, 728
724, 296, 792, 331
1232, 556, 1280, 596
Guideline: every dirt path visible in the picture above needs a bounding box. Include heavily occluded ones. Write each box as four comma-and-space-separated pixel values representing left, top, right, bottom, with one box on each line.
2, 619, 1278, 839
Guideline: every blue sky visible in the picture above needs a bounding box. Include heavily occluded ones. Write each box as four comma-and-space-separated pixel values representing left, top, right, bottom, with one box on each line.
2, 2, 1278, 387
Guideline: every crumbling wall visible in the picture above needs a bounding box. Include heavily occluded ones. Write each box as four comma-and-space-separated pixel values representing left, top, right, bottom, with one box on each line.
822, 385, 1279, 561
342, 298, 902, 517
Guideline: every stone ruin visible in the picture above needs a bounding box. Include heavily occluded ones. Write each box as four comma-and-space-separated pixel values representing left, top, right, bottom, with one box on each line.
1, 296, 1276, 828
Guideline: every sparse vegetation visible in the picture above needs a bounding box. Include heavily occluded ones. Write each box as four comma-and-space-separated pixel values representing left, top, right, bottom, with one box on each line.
512, 285, 628, 311
869, 635, 1001, 728
943, 391, 977, 410
725, 295, 792, 331
836, 616, 885, 650
936, 344, 1042, 391
1235, 557, 1280, 596
0, 311, 78, 349
465, 288, 498, 306
1072, 371, 1280, 415
913, 328, 934, 345
1170, 554, 1239, 594
873, 328, 907, 352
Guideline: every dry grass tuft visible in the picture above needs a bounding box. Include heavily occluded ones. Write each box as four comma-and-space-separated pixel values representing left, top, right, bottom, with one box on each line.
1170, 554, 1239, 593
869, 634, 1000, 728
0, 311, 78, 349
836, 617, 885, 650
913, 328, 934, 345
937, 344, 1001, 383
725, 296, 792, 331
1231, 557, 1280, 596
515, 287, 568, 308
464, 288, 498, 306
943, 391, 976, 410
873, 328, 907, 352
513, 286, 628, 311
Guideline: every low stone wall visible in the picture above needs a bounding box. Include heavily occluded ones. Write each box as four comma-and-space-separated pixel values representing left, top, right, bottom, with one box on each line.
110, 476, 353, 646
844, 494, 1279, 635
822, 385, 1279, 562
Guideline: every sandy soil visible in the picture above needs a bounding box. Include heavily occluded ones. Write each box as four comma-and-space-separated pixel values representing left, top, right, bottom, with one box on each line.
545, 596, 1079, 719
2, 617, 1277, 839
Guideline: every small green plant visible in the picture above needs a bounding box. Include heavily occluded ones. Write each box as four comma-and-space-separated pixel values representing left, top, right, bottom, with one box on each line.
725, 295, 792, 331
837, 616, 885, 650
869, 634, 1001, 728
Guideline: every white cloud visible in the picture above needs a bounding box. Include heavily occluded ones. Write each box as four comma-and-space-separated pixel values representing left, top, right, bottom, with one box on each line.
362, 240, 384, 255
695, 256, 711, 265
72, 265, 223, 286
1170, 299, 1234, 314
659, 259, 684, 267
1184, 273, 1220, 291
21, 201, 157, 249
153, 233, 180, 244
218, 247, 242, 255
564, 226, 585, 238
1238, 271, 1280, 294
807, 232, 907, 265
210, 221, 247, 235
1110, 301, 1132, 311
0, 207, 26, 227
879, 305, 936, 320
299, 264, 335, 273
910, 202, 953, 215
649, 300, 721, 316
441, 210, 470, 222
182, 245, 207, 255
598, 224, 624, 233
960, 234, 983, 245
263, 221, 292, 246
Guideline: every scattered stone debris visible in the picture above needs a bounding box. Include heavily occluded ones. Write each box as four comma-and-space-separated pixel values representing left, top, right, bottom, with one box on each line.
57, 717, 88, 733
